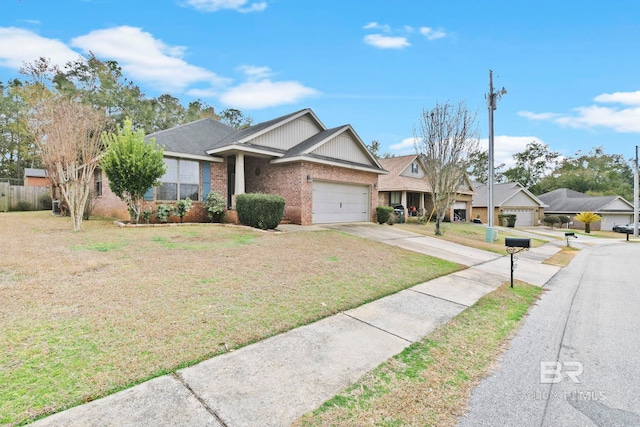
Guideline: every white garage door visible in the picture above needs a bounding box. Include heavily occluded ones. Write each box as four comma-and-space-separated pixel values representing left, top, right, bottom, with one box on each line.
602, 214, 632, 229
312, 181, 369, 224
502, 209, 534, 226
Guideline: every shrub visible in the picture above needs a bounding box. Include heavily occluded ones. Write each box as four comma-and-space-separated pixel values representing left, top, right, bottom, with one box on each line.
14, 200, 32, 211
543, 215, 560, 229
498, 214, 517, 227
376, 206, 394, 224
558, 215, 571, 227
387, 211, 397, 226
156, 204, 174, 223
175, 198, 192, 223
236, 193, 285, 230
141, 209, 153, 224
38, 193, 52, 210
574, 211, 601, 234
204, 191, 226, 223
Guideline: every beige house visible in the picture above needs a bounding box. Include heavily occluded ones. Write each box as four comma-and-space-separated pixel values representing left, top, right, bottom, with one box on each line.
472, 182, 546, 226
92, 109, 386, 225
377, 155, 474, 221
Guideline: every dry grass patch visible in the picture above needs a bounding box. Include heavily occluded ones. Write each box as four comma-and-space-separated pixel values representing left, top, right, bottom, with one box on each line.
0, 212, 461, 426
295, 281, 542, 427
398, 222, 549, 254
543, 247, 579, 267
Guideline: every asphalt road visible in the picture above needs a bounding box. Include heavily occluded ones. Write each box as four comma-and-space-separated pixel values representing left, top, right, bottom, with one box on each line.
458, 242, 640, 427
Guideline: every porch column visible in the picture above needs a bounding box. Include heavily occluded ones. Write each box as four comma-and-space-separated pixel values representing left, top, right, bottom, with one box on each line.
235, 153, 245, 195
419, 193, 425, 216
401, 191, 407, 219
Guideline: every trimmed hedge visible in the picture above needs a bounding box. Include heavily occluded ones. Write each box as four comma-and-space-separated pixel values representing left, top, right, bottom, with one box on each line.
376, 206, 394, 224
236, 193, 285, 230
498, 213, 517, 227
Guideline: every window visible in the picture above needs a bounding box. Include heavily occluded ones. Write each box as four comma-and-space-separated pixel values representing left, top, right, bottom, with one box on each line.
94, 168, 102, 196
390, 191, 401, 206
157, 158, 200, 201
411, 162, 419, 174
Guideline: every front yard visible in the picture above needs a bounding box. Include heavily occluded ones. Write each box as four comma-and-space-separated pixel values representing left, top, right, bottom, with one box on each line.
0, 212, 461, 426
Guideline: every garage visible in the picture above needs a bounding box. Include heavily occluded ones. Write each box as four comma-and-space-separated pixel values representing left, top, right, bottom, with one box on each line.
312, 181, 369, 224
601, 214, 632, 230
502, 209, 534, 227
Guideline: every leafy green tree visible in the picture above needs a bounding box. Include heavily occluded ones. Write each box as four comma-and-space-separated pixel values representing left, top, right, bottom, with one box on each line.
467, 149, 505, 184
536, 147, 633, 200
503, 141, 559, 192
220, 108, 253, 129
101, 119, 166, 224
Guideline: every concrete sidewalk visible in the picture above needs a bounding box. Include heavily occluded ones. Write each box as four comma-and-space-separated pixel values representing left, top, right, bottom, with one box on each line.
31, 228, 562, 427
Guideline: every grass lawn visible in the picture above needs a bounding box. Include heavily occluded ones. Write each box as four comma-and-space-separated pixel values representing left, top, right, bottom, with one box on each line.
0, 212, 461, 426
294, 281, 543, 427
397, 221, 549, 254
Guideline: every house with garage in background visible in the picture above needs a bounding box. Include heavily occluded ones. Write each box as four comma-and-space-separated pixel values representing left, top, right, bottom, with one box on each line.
537, 188, 634, 231
92, 108, 387, 225
377, 154, 474, 221
472, 181, 546, 226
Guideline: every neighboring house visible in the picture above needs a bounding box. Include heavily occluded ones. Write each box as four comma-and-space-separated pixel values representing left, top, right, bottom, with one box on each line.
537, 188, 633, 231
24, 168, 51, 187
472, 182, 546, 226
377, 154, 474, 221
92, 108, 386, 225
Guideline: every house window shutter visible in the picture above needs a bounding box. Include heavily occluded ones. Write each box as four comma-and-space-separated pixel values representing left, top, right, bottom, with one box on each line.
143, 187, 154, 201
202, 162, 211, 199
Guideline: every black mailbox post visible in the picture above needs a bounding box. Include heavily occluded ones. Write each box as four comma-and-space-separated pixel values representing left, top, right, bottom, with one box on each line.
564, 232, 577, 247
505, 237, 531, 288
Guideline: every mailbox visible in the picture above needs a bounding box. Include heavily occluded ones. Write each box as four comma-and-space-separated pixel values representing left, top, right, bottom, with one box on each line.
565, 232, 576, 238
505, 237, 530, 248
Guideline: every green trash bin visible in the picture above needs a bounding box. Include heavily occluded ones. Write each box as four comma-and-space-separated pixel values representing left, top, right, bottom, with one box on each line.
393, 206, 405, 224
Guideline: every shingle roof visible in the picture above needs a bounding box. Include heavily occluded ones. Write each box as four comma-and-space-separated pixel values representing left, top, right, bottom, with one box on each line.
148, 118, 237, 156
537, 188, 633, 212
24, 168, 47, 178
472, 182, 545, 207
377, 155, 432, 192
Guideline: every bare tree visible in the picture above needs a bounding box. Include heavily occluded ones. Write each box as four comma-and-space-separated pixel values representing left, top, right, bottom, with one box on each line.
29, 96, 107, 231
415, 101, 479, 235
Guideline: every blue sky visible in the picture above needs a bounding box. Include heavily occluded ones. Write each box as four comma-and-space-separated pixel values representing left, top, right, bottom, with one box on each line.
2, 0, 640, 168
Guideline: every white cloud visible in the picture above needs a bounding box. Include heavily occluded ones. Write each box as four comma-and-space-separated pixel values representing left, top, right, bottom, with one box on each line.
594, 90, 640, 106
184, 0, 267, 13
363, 22, 391, 32
479, 135, 545, 169
71, 26, 231, 92
389, 137, 417, 154
0, 27, 80, 69
520, 90, 640, 134
219, 80, 319, 109
518, 111, 561, 120
364, 34, 410, 49
238, 65, 272, 80
419, 26, 446, 40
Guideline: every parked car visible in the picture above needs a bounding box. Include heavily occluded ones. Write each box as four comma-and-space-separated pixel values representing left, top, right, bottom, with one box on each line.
612, 223, 639, 233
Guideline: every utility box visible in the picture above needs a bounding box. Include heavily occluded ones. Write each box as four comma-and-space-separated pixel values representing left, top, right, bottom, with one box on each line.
505, 237, 530, 248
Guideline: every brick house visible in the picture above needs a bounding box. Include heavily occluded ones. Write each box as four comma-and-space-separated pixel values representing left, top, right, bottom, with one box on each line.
472, 182, 546, 226
92, 108, 387, 225
377, 155, 474, 221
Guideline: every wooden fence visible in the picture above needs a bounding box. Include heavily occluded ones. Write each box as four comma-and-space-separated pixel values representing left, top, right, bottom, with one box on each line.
0, 182, 51, 212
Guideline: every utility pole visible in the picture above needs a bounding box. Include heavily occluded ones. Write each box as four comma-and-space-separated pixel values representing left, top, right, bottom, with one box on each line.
485, 70, 506, 242
634, 145, 638, 237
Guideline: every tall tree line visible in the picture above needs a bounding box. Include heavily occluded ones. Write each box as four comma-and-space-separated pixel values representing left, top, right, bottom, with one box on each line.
0, 53, 251, 183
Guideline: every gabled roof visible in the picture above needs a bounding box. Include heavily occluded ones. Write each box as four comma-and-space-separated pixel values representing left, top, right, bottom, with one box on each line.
537, 188, 633, 213
377, 155, 431, 192
472, 182, 546, 207
147, 108, 385, 174
148, 118, 237, 160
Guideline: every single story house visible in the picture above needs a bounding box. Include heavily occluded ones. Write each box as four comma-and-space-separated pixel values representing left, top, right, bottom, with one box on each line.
24, 168, 51, 187
92, 108, 387, 225
472, 182, 546, 226
537, 188, 634, 231
377, 154, 474, 221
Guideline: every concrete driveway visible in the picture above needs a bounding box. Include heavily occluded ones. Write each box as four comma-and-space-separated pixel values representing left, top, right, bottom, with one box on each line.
323, 223, 500, 266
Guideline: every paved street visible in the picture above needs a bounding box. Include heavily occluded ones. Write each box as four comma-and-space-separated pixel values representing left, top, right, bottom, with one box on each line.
459, 242, 640, 426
